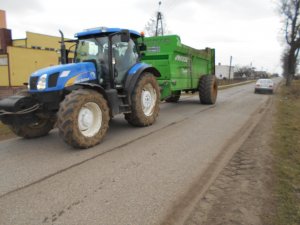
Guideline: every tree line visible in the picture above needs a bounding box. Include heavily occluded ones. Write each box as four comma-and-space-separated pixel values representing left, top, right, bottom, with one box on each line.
280, 0, 300, 86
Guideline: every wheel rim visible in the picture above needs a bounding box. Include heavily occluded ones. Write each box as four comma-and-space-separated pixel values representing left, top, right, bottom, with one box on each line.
78, 102, 102, 137
28, 118, 48, 129
141, 83, 157, 116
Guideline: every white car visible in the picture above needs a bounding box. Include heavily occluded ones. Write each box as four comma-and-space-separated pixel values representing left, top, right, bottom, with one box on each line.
254, 79, 274, 94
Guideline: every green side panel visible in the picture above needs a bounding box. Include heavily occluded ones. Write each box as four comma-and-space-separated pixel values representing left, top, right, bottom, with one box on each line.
140, 35, 215, 100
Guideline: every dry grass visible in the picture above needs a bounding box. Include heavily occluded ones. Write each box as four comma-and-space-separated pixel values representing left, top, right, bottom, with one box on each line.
0, 121, 12, 137
272, 80, 300, 225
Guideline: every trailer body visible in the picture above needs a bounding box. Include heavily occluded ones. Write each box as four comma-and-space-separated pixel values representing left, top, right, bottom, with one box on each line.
141, 35, 215, 100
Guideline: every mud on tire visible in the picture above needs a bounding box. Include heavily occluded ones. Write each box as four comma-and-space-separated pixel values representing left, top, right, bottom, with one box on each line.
125, 72, 160, 127
199, 75, 218, 104
57, 89, 110, 149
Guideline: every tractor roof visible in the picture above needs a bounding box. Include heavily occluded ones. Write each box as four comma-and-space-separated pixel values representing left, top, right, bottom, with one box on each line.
75, 27, 141, 38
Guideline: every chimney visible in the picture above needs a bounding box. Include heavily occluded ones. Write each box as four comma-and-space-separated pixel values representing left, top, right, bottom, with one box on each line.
0, 10, 7, 28
0, 10, 12, 54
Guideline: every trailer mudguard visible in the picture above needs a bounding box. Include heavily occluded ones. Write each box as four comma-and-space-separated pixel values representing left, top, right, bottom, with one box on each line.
124, 62, 161, 104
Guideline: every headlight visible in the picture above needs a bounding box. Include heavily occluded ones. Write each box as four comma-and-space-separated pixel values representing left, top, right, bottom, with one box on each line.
37, 74, 47, 90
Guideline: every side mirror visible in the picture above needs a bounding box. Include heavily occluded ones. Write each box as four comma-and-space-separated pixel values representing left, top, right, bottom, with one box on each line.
120, 29, 130, 42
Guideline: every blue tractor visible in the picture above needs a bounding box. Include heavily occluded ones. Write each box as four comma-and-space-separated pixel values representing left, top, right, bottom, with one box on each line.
0, 28, 161, 148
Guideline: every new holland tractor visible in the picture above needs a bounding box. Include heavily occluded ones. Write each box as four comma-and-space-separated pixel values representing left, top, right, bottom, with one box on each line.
0, 27, 217, 149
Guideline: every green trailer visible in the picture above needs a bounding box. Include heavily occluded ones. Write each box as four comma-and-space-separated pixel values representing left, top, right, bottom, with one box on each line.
141, 35, 217, 104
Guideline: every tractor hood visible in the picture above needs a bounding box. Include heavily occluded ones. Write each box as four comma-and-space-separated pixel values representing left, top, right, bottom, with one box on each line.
28, 62, 97, 92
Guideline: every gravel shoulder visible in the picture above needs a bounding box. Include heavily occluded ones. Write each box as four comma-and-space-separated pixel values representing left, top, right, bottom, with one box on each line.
183, 97, 275, 225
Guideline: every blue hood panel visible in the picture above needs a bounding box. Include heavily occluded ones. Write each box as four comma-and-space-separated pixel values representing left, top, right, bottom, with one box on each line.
29, 62, 97, 92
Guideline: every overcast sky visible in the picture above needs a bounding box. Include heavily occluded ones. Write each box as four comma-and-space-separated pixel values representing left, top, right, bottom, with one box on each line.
1, 0, 283, 74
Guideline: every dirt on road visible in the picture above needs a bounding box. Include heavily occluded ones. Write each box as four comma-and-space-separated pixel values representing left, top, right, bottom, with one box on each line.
183, 99, 276, 225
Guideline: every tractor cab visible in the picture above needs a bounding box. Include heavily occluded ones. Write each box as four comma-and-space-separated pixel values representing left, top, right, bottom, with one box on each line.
73, 28, 140, 88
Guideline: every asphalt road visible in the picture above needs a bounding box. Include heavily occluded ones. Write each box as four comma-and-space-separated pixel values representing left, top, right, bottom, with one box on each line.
0, 79, 279, 225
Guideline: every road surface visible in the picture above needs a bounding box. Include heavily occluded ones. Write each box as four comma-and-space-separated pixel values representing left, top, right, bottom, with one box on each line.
0, 80, 278, 225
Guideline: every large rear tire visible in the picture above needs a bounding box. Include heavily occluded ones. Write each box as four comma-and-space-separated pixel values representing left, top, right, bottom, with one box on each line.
199, 75, 218, 104
57, 89, 110, 149
125, 72, 160, 126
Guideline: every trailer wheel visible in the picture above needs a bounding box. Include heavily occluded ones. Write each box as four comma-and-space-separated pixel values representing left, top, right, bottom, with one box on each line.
125, 73, 160, 126
199, 75, 218, 104
57, 89, 110, 149
9, 118, 55, 138
165, 91, 181, 103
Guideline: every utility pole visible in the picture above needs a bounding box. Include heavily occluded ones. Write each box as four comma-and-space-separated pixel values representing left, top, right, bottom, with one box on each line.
155, 1, 164, 36
228, 56, 232, 83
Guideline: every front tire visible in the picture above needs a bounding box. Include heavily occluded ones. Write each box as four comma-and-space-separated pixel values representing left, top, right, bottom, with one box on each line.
57, 89, 110, 149
9, 118, 55, 138
199, 75, 218, 104
8, 90, 55, 138
125, 72, 160, 126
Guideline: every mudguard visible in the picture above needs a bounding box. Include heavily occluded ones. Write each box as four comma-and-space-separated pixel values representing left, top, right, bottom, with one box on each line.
124, 63, 161, 104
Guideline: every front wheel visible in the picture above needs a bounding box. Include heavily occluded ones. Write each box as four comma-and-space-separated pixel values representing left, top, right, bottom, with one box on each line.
9, 118, 55, 138
8, 90, 55, 138
125, 73, 160, 126
57, 89, 110, 149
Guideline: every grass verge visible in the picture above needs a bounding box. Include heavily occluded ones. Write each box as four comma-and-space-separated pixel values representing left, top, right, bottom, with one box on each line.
0, 122, 13, 138
272, 80, 300, 225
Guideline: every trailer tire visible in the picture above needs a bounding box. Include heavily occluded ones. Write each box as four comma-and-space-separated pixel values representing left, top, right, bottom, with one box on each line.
9, 118, 55, 138
199, 75, 218, 104
57, 89, 109, 149
125, 72, 160, 127
165, 91, 181, 103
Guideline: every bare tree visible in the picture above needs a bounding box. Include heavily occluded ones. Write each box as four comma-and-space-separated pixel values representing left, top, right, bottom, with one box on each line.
144, 13, 171, 37
234, 66, 255, 79
144, 2, 171, 37
279, 0, 300, 86
145, 16, 159, 37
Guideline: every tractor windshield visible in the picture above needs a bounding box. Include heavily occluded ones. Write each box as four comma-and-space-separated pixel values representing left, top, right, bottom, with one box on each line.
74, 37, 108, 64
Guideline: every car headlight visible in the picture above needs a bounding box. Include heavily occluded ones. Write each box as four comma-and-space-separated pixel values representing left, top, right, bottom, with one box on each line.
37, 74, 47, 90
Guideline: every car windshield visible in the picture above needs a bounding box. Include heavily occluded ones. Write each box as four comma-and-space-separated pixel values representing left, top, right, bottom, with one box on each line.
75, 37, 108, 63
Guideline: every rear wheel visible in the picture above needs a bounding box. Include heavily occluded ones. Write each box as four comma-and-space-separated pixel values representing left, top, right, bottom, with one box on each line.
125, 72, 160, 126
57, 89, 110, 149
199, 75, 218, 104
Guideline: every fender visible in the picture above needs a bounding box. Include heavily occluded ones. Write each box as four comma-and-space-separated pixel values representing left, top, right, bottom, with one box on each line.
69, 83, 119, 117
70, 83, 106, 97
124, 62, 161, 104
